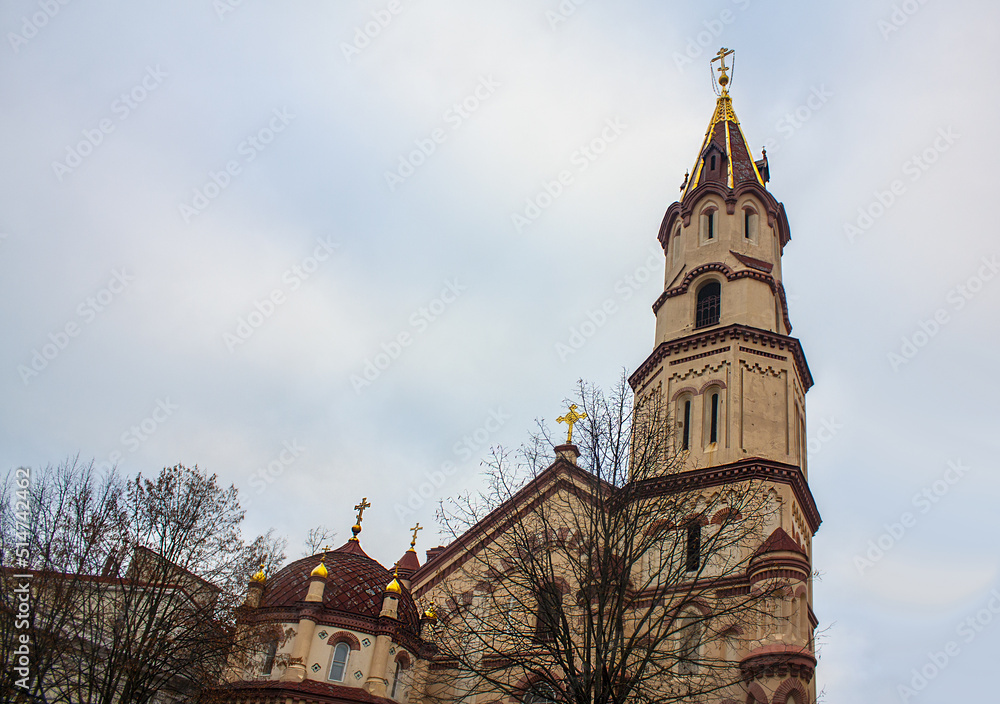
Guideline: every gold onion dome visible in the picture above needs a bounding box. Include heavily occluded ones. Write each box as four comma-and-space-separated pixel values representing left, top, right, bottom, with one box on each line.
311, 559, 328, 579
251, 563, 267, 584
386, 576, 403, 594
423, 604, 437, 620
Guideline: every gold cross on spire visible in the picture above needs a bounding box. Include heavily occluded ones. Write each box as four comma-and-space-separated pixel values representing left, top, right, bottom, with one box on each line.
557, 404, 587, 444
712, 47, 735, 93
409, 522, 423, 549
349, 497, 371, 541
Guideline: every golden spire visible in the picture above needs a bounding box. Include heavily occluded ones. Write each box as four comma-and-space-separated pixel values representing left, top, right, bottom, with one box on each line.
409, 522, 423, 551
251, 562, 266, 584
712, 47, 735, 95
349, 497, 371, 542
557, 404, 587, 444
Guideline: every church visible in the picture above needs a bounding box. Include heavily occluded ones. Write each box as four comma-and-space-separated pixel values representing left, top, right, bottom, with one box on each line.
210, 50, 821, 704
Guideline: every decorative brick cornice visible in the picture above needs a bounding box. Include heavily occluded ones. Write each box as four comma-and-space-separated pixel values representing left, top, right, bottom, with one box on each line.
631, 458, 821, 534
629, 324, 813, 392
741, 644, 816, 684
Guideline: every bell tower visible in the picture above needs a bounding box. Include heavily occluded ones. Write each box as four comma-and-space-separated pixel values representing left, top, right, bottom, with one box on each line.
629, 49, 821, 703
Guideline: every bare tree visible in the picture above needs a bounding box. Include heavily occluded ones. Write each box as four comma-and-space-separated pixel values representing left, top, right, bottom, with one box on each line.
301, 525, 336, 557
0, 459, 284, 704
421, 375, 794, 704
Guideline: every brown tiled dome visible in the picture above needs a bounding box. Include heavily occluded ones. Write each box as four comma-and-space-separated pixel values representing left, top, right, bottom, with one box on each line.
259, 540, 420, 636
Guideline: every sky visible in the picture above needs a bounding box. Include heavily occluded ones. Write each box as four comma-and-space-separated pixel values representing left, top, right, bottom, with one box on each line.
2, 0, 999, 701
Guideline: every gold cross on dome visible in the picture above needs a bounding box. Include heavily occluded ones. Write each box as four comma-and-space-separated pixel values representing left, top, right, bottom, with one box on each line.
354, 497, 371, 525
557, 404, 587, 444
409, 522, 423, 549
712, 47, 735, 91
349, 497, 372, 541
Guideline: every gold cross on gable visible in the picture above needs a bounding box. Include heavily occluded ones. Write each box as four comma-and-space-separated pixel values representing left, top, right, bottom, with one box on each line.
354, 497, 372, 525
409, 522, 423, 549
712, 47, 735, 91
557, 404, 587, 444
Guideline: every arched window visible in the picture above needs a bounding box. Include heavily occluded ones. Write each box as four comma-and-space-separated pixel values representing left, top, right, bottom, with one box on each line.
535, 583, 562, 641
262, 639, 278, 676
695, 282, 721, 328
681, 398, 692, 450
685, 523, 701, 572
705, 390, 721, 446
390, 660, 405, 698
677, 609, 702, 675
523, 682, 557, 704
743, 206, 758, 240
699, 207, 717, 243
329, 642, 350, 682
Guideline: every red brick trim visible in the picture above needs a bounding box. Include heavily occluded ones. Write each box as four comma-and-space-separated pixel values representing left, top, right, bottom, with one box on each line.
329, 630, 361, 651
699, 379, 727, 393
730, 250, 774, 273
669, 345, 731, 367
740, 345, 787, 362
651, 264, 793, 334
773, 676, 809, 704
631, 458, 821, 534
670, 385, 699, 401
629, 324, 813, 392
746, 681, 770, 703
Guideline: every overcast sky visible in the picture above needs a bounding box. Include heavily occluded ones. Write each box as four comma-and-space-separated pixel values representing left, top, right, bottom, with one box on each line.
2, 0, 998, 701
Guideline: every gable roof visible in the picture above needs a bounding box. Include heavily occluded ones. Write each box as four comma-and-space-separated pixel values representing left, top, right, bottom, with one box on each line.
411, 454, 608, 597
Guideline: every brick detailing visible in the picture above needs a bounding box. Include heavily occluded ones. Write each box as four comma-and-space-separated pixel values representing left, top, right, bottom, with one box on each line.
629, 324, 813, 392
740, 345, 786, 362
670, 345, 731, 366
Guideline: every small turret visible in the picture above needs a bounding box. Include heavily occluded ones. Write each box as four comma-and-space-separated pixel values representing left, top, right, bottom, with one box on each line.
305, 553, 328, 603
395, 523, 423, 589
380, 570, 401, 620
246, 563, 266, 608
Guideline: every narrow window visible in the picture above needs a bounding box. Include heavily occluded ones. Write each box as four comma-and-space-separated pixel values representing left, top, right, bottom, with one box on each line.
707, 210, 714, 239
678, 611, 701, 674
391, 661, 403, 698
262, 639, 278, 676
695, 282, 721, 328
535, 583, 561, 641
685, 523, 701, 572
710, 154, 717, 171
745, 209, 751, 238
682, 400, 691, 450
709, 393, 719, 444
329, 642, 350, 682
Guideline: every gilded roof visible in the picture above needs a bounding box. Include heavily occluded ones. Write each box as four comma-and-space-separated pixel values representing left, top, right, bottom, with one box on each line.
683, 94, 766, 197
